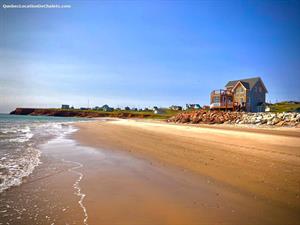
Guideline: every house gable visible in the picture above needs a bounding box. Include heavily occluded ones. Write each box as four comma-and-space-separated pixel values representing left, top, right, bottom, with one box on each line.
232, 82, 248, 105
232, 81, 249, 92
225, 77, 267, 93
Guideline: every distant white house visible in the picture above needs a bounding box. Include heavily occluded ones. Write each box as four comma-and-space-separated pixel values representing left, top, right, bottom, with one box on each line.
186, 104, 201, 110
265, 105, 271, 112
154, 108, 165, 114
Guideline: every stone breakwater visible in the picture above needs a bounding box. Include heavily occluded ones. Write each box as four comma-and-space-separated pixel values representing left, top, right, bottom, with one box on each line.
167, 110, 300, 127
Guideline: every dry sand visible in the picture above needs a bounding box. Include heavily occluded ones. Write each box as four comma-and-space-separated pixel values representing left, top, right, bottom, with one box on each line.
74, 119, 300, 225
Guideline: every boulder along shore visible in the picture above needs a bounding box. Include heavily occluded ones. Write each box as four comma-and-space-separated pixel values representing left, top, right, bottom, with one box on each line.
168, 110, 300, 127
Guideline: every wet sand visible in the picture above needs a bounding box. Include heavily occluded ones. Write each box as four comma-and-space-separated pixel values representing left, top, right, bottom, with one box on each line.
1, 119, 299, 225
74, 119, 300, 225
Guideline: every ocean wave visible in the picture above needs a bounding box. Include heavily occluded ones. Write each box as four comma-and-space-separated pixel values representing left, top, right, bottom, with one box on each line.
8, 132, 34, 143
0, 126, 31, 134
0, 146, 41, 193
0, 120, 80, 193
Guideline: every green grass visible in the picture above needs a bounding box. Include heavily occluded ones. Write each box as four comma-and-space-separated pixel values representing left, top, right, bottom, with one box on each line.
47, 108, 180, 119
104, 109, 180, 119
269, 101, 300, 113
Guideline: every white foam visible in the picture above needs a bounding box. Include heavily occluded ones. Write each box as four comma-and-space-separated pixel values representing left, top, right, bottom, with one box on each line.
62, 159, 88, 225
9, 132, 34, 143
0, 147, 41, 193
0, 120, 83, 193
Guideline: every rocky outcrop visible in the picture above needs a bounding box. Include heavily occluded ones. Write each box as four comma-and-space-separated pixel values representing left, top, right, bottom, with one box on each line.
167, 110, 300, 127
10, 108, 36, 115
10, 108, 153, 119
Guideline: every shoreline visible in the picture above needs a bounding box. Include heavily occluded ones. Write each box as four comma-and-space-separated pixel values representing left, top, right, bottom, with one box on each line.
1, 118, 299, 224
73, 119, 300, 224
9, 108, 300, 128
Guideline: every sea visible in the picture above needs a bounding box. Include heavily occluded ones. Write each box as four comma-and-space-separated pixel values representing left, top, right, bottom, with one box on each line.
0, 114, 88, 193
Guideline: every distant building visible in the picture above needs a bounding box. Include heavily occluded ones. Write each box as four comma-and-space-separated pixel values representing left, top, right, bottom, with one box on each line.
102, 104, 113, 112
186, 104, 201, 110
61, 104, 70, 109
80, 107, 90, 110
170, 105, 182, 111
93, 106, 100, 110
202, 105, 210, 110
210, 77, 268, 112
154, 108, 165, 114
265, 105, 271, 112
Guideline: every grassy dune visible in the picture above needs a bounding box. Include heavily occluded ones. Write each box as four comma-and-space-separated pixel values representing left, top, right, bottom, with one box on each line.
270, 101, 300, 113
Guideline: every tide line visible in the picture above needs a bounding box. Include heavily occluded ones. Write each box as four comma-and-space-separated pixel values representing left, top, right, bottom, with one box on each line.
62, 159, 88, 225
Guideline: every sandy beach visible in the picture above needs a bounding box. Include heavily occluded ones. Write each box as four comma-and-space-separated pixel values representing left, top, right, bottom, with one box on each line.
73, 119, 300, 225
1, 118, 299, 225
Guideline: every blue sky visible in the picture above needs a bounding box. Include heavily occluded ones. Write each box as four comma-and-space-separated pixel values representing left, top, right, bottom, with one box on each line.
1, 0, 300, 112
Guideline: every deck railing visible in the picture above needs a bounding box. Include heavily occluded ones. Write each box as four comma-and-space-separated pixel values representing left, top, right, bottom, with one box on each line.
210, 102, 234, 108
210, 89, 234, 108
211, 89, 233, 96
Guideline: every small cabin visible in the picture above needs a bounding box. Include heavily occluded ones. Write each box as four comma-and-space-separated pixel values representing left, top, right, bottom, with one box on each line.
186, 104, 201, 110
170, 105, 183, 111
61, 104, 70, 109
210, 77, 268, 112
102, 105, 114, 112
154, 108, 165, 114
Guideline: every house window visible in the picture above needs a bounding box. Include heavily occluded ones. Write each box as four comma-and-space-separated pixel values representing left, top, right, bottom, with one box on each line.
236, 86, 244, 93
259, 86, 262, 92
214, 96, 220, 103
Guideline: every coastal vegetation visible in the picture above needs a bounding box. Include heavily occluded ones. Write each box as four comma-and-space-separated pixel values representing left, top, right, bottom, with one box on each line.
10, 108, 179, 119
10, 101, 300, 126
269, 101, 300, 113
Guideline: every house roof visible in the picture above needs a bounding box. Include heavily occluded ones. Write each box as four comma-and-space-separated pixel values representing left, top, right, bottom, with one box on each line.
231, 81, 249, 92
225, 77, 267, 92
239, 81, 250, 89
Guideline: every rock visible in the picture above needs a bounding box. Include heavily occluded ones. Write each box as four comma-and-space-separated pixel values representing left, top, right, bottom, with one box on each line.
167, 110, 299, 127
261, 119, 267, 124
255, 119, 261, 124
256, 116, 263, 120
275, 121, 286, 126
272, 117, 281, 125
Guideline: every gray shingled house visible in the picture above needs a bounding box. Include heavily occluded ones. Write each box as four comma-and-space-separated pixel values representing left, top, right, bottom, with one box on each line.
210, 77, 268, 112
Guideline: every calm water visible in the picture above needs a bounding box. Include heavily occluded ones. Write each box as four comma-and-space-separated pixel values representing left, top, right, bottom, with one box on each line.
0, 114, 88, 193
